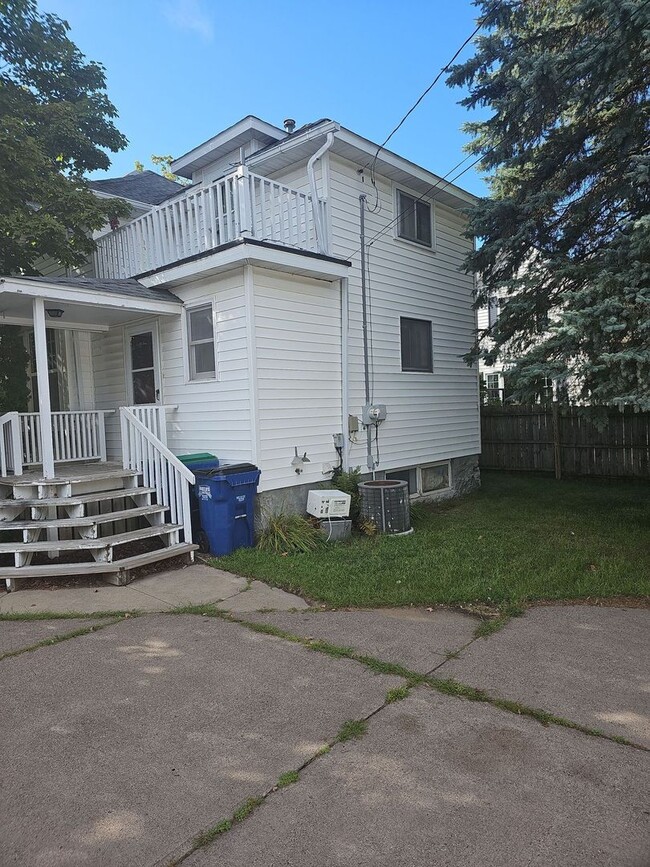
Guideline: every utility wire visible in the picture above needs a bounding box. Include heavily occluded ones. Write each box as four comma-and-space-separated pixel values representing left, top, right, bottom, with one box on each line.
351, 0, 649, 259
367, 9, 493, 177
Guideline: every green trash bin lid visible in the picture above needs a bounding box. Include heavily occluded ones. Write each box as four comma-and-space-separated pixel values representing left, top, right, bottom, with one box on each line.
178, 452, 217, 464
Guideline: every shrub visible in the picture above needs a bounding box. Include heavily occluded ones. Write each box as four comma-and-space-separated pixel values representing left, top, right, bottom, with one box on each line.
257, 511, 324, 554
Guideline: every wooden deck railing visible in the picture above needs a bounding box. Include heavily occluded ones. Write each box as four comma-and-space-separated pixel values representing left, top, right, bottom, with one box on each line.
94, 167, 323, 279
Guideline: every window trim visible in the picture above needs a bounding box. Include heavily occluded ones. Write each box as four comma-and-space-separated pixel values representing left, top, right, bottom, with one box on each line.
183, 299, 218, 383
399, 316, 434, 374
393, 185, 436, 250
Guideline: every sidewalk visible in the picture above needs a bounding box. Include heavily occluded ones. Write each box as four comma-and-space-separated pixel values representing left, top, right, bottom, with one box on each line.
0, 563, 309, 615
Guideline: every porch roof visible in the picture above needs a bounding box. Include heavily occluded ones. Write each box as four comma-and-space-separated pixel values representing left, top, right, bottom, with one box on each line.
0, 275, 182, 331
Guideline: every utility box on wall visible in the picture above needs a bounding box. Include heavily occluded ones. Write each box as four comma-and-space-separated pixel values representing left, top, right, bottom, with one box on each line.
307, 489, 351, 518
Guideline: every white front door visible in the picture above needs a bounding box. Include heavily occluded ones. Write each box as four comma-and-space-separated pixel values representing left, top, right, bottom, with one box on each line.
126, 324, 161, 405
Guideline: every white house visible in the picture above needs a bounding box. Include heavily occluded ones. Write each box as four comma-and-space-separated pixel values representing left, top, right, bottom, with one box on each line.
0, 115, 481, 589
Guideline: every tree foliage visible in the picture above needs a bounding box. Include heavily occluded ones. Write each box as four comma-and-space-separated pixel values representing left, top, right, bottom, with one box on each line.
134, 155, 190, 185
448, 0, 650, 408
0, 0, 129, 274
0, 326, 29, 412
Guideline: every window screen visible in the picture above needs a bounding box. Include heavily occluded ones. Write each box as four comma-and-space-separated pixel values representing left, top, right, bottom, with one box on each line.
188, 304, 216, 380
400, 318, 433, 372
397, 190, 432, 247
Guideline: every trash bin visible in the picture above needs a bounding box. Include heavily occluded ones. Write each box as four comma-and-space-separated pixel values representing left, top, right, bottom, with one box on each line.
194, 463, 261, 556
179, 454, 221, 546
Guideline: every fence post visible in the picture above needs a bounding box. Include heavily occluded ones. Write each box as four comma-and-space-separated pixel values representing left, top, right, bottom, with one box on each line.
552, 401, 562, 480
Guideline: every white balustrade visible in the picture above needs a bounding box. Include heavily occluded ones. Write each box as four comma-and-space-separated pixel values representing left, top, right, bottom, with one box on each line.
95, 168, 323, 279
0, 411, 111, 474
120, 407, 194, 544
123, 404, 177, 447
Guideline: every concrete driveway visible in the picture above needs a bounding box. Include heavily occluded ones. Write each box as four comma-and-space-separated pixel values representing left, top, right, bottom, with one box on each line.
0, 600, 648, 866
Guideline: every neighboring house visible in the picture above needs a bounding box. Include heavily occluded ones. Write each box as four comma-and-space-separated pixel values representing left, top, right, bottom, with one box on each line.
0, 115, 480, 588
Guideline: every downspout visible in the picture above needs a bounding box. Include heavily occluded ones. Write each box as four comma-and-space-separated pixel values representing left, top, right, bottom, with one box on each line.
307, 132, 334, 254
340, 277, 350, 472
359, 194, 375, 473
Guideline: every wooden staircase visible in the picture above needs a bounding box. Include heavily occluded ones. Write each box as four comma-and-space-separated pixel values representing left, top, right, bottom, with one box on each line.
0, 463, 197, 591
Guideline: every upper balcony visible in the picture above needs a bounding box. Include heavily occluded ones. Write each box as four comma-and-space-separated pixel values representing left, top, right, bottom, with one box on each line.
94, 167, 326, 280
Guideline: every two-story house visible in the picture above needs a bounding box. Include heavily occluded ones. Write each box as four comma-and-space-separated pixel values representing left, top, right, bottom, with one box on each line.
0, 115, 480, 588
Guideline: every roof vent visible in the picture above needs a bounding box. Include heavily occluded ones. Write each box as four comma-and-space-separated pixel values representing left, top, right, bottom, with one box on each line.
283, 118, 296, 134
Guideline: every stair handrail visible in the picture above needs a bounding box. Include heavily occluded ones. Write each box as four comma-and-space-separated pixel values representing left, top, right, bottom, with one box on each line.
0, 412, 23, 477
120, 407, 195, 544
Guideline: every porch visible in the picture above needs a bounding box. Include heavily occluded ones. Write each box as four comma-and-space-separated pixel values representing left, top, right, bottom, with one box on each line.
0, 277, 198, 589
93, 166, 328, 280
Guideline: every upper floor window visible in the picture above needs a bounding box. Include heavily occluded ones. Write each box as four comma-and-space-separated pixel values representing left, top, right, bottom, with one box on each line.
400, 317, 433, 372
396, 189, 433, 248
187, 304, 216, 381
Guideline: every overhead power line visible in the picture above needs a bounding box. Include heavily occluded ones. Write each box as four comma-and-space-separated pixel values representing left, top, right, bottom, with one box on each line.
351, 0, 650, 258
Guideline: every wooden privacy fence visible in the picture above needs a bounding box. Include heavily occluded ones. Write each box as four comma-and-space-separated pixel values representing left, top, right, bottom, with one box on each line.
480, 405, 650, 479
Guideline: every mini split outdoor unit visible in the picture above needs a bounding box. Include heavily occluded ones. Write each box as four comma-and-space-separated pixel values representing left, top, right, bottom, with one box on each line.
358, 479, 412, 535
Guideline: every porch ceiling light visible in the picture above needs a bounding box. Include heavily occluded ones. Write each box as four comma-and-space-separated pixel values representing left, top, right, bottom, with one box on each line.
46, 308, 64, 319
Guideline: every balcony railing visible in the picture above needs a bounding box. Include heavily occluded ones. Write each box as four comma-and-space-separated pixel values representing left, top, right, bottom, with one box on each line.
94, 167, 324, 280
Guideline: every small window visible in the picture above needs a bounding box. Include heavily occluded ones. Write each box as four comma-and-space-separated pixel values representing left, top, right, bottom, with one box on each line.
396, 189, 432, 247
488, 295, 499, 328
386, 467, 417, 495
420, 463, 450, 494
187, 304, 216, 381
400, 317, 433, 372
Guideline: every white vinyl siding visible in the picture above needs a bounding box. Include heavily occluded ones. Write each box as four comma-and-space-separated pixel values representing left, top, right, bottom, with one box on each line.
328, 154, 480, 472
253, 267, 341, 493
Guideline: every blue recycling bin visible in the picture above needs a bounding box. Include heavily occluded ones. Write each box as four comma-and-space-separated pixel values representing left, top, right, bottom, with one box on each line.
194, 463, 261, 556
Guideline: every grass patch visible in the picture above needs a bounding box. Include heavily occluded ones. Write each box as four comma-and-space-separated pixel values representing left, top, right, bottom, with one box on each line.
214, 473, 649, 607
0, 618, 125, 662
385, 684, 411, 703
257, 511, 324, 554
233, 796, 263, 823
0, 610, 134, 621
192, 819, 232, 849
336, 719, 368, 742
276, 770, 300, 788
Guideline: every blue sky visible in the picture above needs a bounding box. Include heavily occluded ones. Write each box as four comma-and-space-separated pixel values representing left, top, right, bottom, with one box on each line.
45, 0, 489, 196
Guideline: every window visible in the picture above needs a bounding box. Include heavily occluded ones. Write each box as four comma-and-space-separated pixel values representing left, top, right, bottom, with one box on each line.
386, 462, 451, 497
386, 467, 417, 494
420, 463, 450, 493
400, 317, 433, 372
187, 304, 216, 381
488, 295, 499, 328
396, 189, 433, 247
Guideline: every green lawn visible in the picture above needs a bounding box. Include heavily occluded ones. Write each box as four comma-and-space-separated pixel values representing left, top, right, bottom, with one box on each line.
215, 472, 650, 608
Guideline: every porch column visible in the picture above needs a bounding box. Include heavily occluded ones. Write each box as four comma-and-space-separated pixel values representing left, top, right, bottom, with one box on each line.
33, 297, 55, 478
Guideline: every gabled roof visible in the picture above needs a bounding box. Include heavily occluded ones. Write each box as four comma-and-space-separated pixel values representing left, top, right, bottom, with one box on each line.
14, 276, 181, 304
89, 170, 184, 206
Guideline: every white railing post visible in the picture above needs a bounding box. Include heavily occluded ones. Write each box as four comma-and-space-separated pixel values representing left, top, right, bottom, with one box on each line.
10, 413, 22, 476
236, 166, 252, 236
120, 409, 130, 470
98, 412, 108, 462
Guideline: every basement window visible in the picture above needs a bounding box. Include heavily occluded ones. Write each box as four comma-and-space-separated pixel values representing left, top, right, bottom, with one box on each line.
396, 189, 433, 247
187, 304, 216, 381
400, 317, 433, 373
386, 462, 451, 497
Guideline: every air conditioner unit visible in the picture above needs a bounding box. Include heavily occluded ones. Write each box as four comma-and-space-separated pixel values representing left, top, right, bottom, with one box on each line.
307, 489, 351, 518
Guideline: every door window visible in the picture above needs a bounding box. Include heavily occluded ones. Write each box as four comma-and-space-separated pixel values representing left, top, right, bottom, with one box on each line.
129, 331, 157, 404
